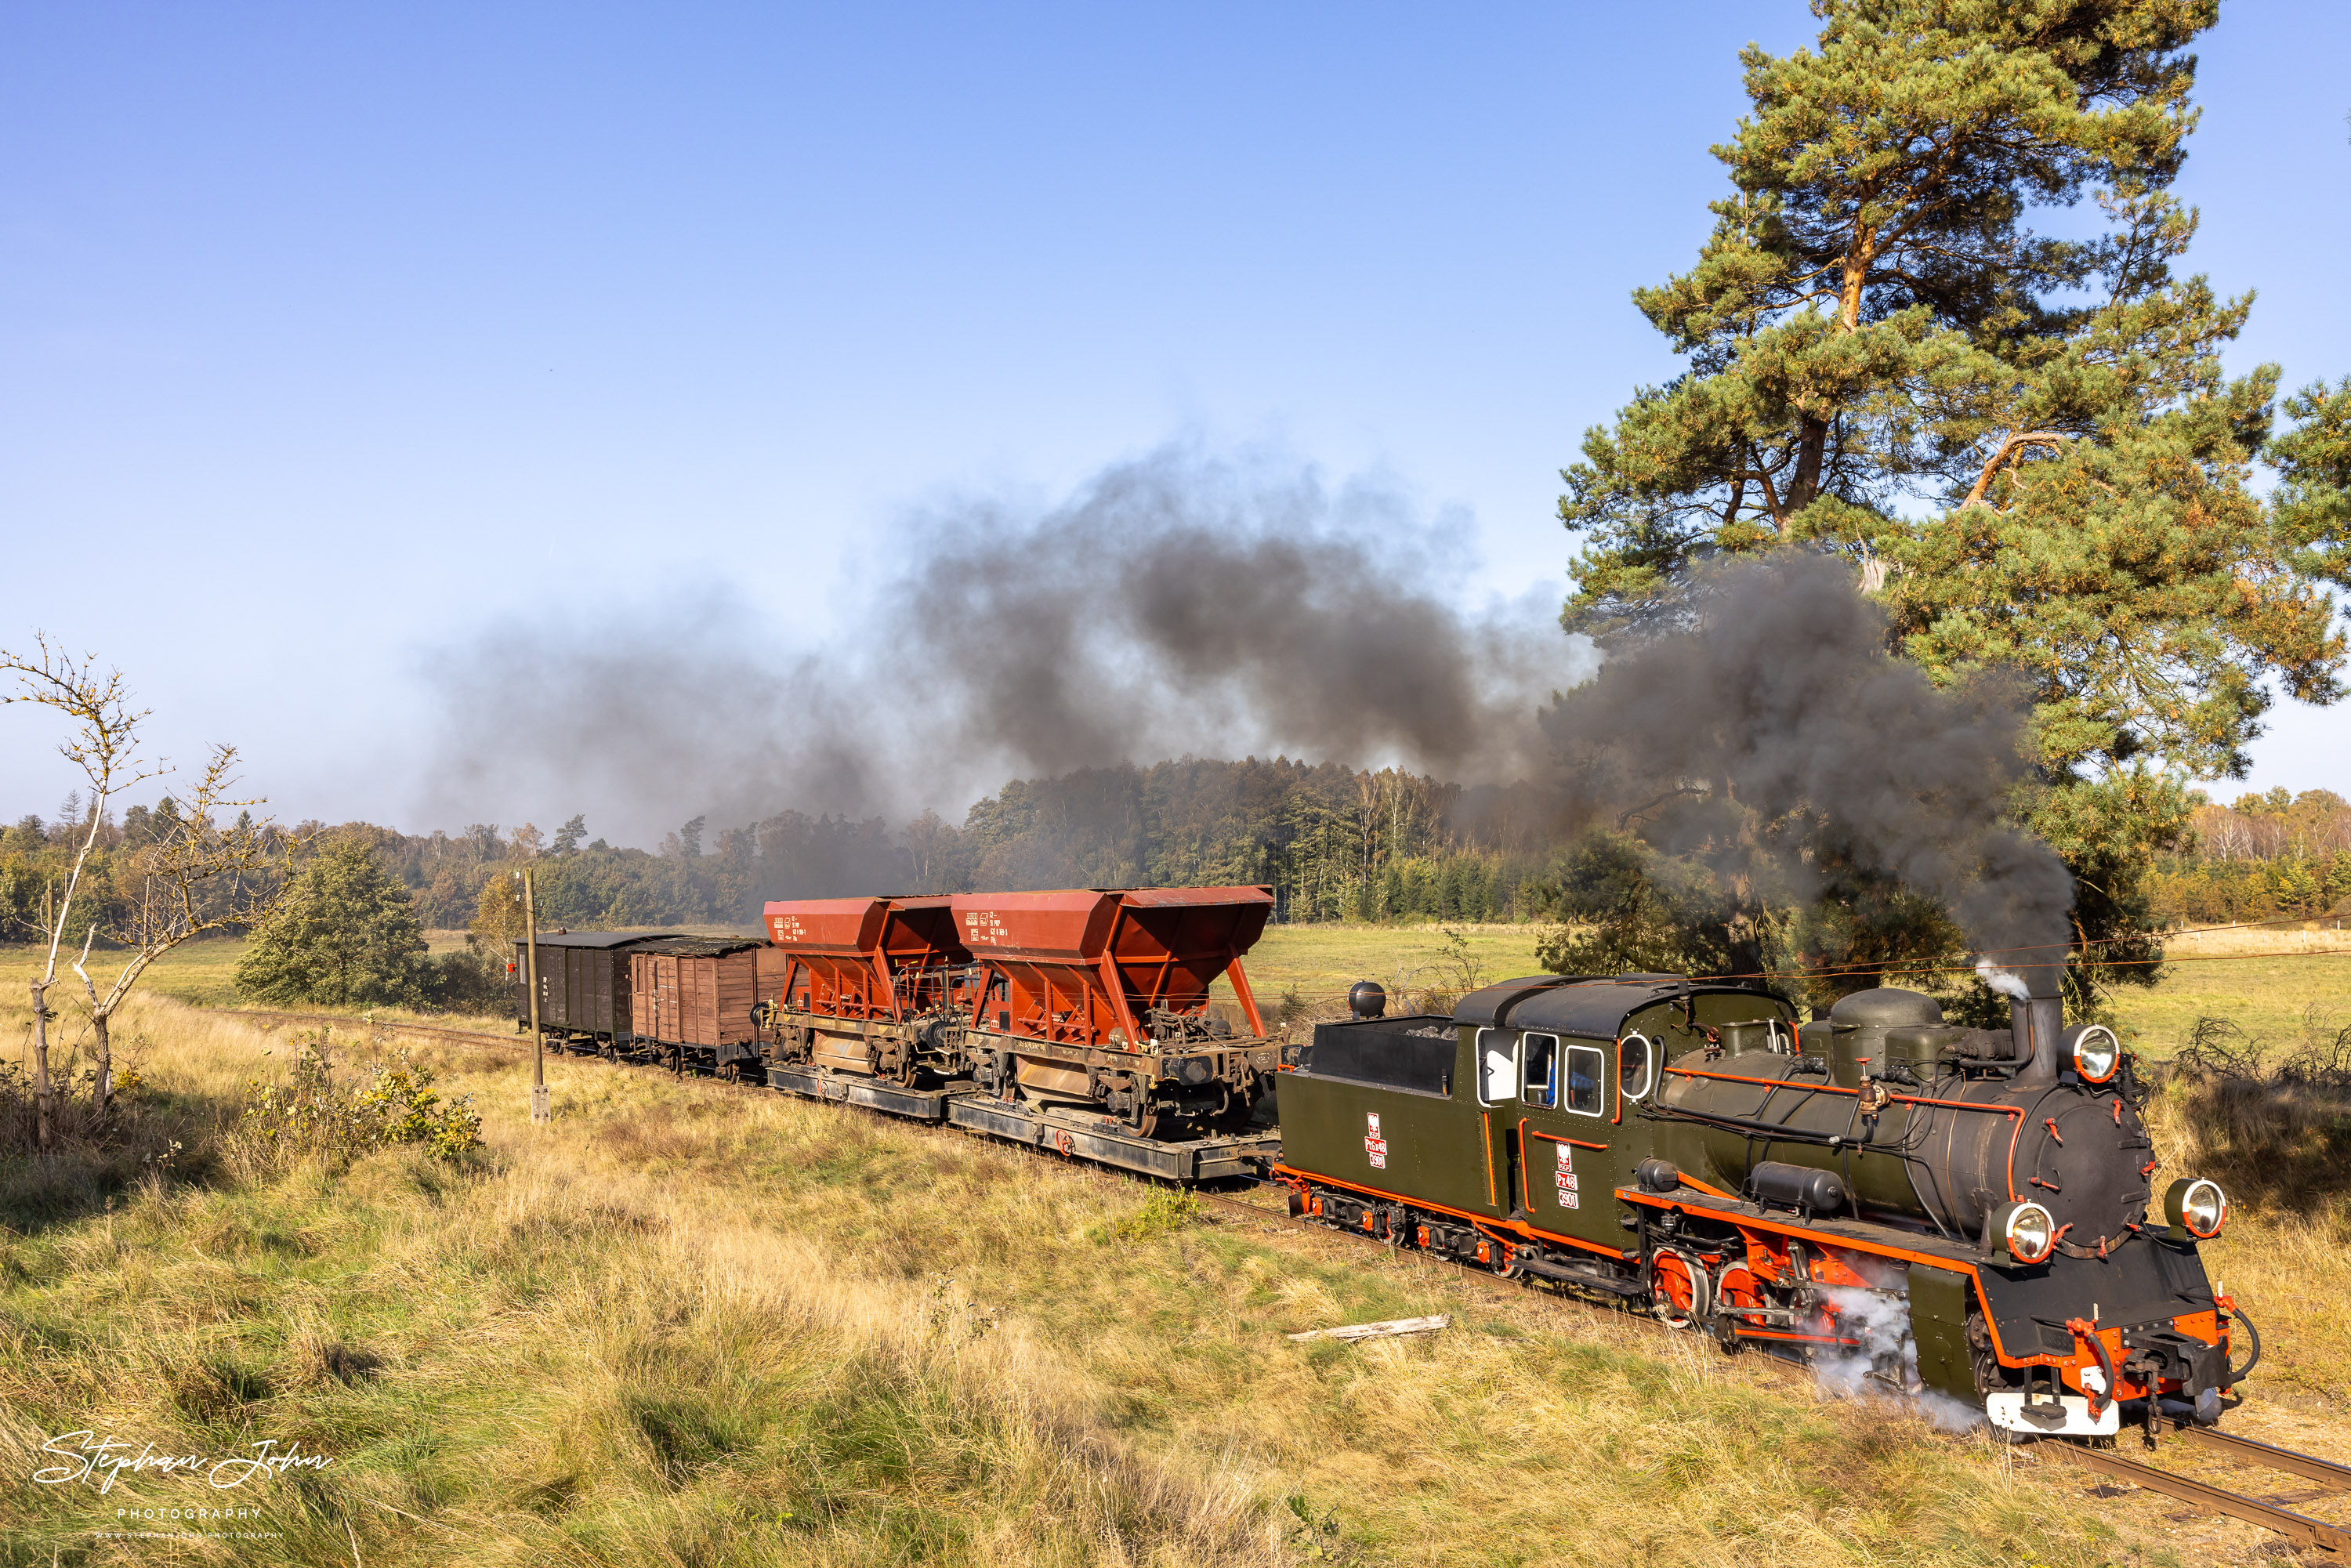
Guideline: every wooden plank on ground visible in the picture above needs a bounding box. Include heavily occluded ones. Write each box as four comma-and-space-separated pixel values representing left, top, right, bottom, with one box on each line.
1288, 1315, 1450, 1343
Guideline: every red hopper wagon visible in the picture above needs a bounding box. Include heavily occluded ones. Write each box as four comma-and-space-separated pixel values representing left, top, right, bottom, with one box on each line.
951, 886, 1276, 1135
760, 896, 973, 1085
757, 885, 1287, 1181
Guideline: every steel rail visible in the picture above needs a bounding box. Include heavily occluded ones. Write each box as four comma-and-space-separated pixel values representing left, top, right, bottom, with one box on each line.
2151, 1419, 2351, 1492
2044, 1443, 2351, 1552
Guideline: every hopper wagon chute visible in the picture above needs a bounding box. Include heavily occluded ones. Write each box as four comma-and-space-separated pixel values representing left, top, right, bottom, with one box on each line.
951, 885, 1277, 1135
761, 896, 973, 1085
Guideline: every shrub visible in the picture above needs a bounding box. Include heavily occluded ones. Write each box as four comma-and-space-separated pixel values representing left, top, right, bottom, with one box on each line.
239, 1033, 482, 1165
234, 841, 434, 1008
1114, 1189, 1204, 1241
429, 948, 511, 1013
2144, 1007, 2351, 1211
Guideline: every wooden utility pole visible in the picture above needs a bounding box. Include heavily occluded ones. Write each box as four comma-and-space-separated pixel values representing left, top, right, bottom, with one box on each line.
521, 869, 549, 1125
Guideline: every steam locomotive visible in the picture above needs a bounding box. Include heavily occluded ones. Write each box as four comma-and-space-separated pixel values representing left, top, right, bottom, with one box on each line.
1277, 974, 2244, 1441
513, 885, 2248, 1440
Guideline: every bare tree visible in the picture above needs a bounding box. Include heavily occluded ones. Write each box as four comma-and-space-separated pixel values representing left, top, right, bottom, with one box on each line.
2, 638, 163, 1149
2, 638, 288, 1146
72, 744, 291, 1111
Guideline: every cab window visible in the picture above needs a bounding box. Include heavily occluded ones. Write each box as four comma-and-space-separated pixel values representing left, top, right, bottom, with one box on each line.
1477, 1028, 1516, 1106
1619, 1034, 1654, 1102
1565, 1044, 1606, 1116
1521, 1033, 1558, 1108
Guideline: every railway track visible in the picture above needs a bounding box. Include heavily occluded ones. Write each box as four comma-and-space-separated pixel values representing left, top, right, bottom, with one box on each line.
214, 1005, 2351, 1554
2044, 1424, 2351, 1553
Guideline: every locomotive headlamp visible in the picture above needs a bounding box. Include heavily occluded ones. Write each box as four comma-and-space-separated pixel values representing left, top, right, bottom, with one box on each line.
2066, 1023, 2121, 1085
2165, 1177, 2227, 1240
1992, 1200, 2057, 1264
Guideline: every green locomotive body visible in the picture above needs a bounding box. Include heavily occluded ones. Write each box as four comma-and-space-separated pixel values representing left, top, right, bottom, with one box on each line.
1275, 974, 2246, 1439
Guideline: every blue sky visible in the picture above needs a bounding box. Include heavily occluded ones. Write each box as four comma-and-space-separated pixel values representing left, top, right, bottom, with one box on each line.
4, 2, 2346, 844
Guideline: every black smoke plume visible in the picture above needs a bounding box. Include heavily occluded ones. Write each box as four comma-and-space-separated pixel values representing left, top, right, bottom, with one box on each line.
415, 445, 1588, 846
1541, 552, 2075, 988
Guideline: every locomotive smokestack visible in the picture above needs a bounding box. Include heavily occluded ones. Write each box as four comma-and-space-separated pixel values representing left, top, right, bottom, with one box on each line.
2010, 989, 2063, 1081
1979, 957, 2064, 1077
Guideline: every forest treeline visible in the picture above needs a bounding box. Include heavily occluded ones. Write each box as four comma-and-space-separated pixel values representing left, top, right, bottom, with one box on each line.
6, 769, 2344, 957
2150, 790, 2351, 926
0, 760, 1579, 942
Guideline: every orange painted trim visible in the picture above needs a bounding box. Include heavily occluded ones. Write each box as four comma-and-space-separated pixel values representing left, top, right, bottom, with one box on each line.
1480, 1115, 1499, 1208
1270, 1164, 1628, 1260
1668, 1066, 1857, 1095
1523, 1127, 1609, 1151
1223, 949, 1266, 1037
1893, 1092, 2023, 1116
1617, 1186, 1971, 1276
1613, 1186, 2176, 1375
1675, 1172, 1741, 1201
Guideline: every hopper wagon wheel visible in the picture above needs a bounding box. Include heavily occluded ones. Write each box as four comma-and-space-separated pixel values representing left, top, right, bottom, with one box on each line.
1121, 1078, 1163, 1139
598, 1041, 616, 1063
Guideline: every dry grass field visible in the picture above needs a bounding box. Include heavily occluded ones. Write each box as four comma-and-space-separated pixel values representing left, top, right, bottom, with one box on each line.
2102, 924, 2351, 1059
3, 920, 2350, 1565
0, 988, 2345, 1566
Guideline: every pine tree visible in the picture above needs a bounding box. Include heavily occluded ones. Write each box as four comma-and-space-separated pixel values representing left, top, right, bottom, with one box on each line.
1557, 0, 2349, 997
236, 840, 434, 1007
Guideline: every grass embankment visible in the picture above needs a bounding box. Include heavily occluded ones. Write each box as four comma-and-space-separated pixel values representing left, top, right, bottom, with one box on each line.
5, 990, 2295, 1567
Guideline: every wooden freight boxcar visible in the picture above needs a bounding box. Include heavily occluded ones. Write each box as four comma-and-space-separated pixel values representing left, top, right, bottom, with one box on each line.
628, 937, 780, 1078
511, 931, 684, 1050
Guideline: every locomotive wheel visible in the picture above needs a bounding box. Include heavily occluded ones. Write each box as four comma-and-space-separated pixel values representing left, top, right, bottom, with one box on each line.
1714, 1262, 1769, 1341
1650, 1248, 1709, 1330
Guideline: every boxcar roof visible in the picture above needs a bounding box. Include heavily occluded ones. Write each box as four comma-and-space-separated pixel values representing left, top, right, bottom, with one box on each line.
1471, 976, 1777, 1038
513, 931, 685, 951
632, 936, 768, 957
